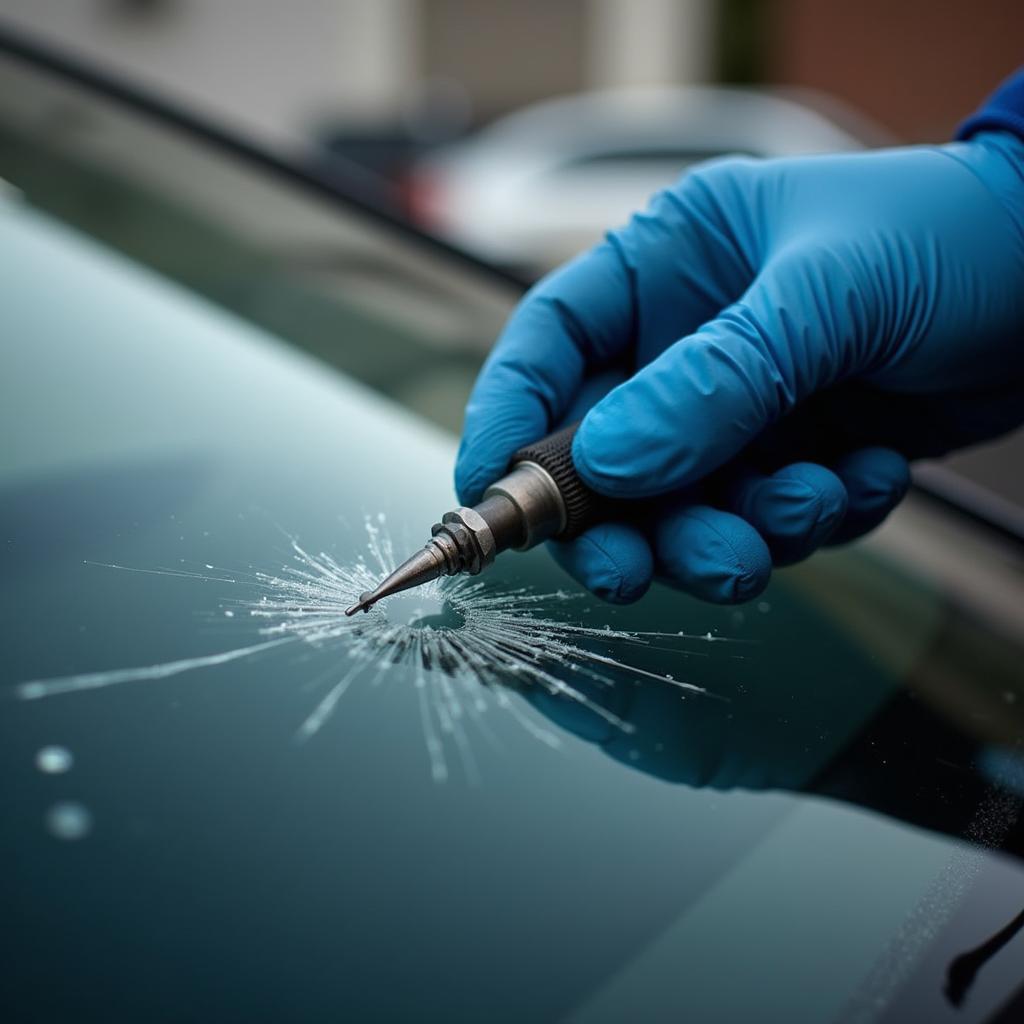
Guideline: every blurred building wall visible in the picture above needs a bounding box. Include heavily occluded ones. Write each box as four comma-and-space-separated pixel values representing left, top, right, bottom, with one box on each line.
0, 0, 419, 143
418, 0, 713, 120
0, 0, 714, 140
770, 0, 1024, 141
419, 0, 588, 116
588, 0, 713, 89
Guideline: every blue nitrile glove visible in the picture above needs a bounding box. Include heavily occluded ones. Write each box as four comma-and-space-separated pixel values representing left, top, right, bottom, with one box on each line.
456, 130, 1024, 604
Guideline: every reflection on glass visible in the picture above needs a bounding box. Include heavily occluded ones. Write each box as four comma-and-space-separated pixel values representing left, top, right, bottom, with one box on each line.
525, 546, 1024, 859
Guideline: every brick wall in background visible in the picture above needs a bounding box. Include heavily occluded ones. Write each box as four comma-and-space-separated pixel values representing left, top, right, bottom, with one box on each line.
770, 0, 1024, 141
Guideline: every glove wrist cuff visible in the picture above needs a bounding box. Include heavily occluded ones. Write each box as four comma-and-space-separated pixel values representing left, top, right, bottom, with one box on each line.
957, 67, 1024, 147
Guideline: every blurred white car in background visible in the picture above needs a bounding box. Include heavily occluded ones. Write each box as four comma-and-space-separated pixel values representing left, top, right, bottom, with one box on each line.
408, 86, 884, 275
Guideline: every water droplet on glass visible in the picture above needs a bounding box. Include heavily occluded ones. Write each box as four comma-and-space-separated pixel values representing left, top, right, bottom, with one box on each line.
36, 746, 73, 774
45, 802, 92, 841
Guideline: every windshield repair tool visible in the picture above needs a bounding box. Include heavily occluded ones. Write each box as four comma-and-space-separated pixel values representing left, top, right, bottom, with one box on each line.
345, 423, 609, 615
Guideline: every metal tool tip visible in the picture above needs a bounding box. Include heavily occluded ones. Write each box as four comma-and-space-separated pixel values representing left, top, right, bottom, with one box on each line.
344, 591, 376, 616
344, 544, 447, 618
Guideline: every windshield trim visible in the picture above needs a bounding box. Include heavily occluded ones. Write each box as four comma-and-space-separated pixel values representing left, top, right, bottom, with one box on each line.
912, 462, 1024, 548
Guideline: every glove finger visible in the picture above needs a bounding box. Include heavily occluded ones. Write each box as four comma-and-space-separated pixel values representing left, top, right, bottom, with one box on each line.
654, 503, 772, 604
825, 447, 911, 545
727, 461, 848, 566
548, 522, 654, 605
455, 241, 635, 505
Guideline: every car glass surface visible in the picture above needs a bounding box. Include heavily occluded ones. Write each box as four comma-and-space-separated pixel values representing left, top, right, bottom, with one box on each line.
3, 47, 1024, 1024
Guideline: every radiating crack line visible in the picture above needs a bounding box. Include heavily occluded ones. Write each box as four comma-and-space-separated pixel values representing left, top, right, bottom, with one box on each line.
17, 638, 294, 700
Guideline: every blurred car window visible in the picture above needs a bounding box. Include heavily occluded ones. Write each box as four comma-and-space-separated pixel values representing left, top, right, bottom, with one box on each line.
555, 146, 754, 169
408, 86, 870, 274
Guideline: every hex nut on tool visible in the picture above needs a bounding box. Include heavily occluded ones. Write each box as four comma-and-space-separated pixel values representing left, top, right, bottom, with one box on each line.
434, 507, 496, 574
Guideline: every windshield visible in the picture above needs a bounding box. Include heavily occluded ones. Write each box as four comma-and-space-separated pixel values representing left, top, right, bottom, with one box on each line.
0, 41, 516, 434
3, 42, 1024, 1024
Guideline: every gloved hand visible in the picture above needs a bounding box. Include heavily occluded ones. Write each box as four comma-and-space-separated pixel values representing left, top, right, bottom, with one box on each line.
456, 131, 1024, 603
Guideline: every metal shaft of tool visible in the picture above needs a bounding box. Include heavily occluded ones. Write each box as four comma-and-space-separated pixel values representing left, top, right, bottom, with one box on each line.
344, 460, 566, 615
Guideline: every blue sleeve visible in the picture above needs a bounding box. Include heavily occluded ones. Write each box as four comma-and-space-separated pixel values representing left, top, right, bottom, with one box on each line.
957, 67, 1024, 145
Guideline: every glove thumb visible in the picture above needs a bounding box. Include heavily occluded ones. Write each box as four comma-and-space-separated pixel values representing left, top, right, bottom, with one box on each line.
573, 261, 842, 498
